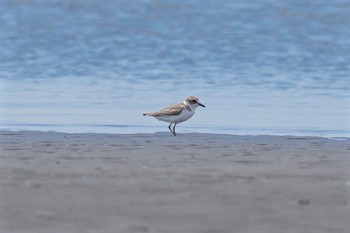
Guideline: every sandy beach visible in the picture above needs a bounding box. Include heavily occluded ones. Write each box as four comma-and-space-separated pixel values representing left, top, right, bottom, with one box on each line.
0, 130, 349, 233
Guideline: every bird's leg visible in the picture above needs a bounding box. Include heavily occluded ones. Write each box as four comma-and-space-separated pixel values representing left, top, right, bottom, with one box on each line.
168, 123, 175, 136
172, 123, 177, 136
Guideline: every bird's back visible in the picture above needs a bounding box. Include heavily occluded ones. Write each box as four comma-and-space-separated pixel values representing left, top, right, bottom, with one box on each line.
143, 102, 194, 123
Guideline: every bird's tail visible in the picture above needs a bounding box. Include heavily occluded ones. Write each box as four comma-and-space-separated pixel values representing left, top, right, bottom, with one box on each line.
143, 112, 157, 116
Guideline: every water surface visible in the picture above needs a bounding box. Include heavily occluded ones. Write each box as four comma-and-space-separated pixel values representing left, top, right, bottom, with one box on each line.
0, 0, 349, 137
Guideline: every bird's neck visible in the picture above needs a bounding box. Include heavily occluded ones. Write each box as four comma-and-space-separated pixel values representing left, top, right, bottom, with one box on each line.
183, 101, 196, 111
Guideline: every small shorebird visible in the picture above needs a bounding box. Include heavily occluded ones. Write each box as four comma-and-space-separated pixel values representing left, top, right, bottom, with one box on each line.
143, 96, 205, 136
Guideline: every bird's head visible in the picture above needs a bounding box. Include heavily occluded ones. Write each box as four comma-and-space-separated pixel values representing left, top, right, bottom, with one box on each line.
184, 96, 205, 110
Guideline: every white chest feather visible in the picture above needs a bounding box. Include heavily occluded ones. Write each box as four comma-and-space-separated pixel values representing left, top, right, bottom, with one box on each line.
155, 108, 195, 123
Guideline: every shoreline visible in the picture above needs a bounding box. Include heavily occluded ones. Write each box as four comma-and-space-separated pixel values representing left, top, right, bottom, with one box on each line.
1, 123, 350, 138
0, 129, 349, 140
1, 130, 350, 233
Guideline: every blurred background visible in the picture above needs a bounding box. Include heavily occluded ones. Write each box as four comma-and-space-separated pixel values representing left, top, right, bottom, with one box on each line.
0, 0, 349, 136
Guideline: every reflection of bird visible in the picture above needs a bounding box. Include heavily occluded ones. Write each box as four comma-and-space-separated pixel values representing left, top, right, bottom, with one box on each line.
143, 96, 205, 136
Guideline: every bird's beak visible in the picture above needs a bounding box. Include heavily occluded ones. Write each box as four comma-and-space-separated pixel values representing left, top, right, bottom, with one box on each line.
198, 102, 205, 107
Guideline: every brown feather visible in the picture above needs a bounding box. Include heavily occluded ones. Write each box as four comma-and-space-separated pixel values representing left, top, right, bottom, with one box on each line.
143, 103, 189, 116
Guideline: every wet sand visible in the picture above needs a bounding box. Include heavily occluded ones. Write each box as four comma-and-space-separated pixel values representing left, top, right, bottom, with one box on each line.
0, 131, 349, 233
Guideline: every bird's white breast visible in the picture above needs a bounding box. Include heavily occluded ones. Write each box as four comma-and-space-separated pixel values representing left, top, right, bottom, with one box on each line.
155, 108, 195, 123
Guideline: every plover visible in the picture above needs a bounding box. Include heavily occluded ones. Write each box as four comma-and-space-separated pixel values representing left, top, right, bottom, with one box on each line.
143, 96, 205, 136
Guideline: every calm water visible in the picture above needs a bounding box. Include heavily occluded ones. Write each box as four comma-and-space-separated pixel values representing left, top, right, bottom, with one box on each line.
0, 0, 349, 137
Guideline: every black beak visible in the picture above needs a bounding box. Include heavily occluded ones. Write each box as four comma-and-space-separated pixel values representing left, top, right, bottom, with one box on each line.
198, 102, 205, 107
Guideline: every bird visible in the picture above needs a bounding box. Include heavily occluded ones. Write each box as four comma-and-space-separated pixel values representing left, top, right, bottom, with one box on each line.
143, 96, 205, 136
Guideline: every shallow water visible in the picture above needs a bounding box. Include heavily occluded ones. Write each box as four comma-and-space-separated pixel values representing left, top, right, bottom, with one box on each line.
0, 0, 349, 137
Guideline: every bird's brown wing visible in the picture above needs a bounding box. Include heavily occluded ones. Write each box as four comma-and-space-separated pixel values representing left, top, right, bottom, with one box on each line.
143, 103, 185, 116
